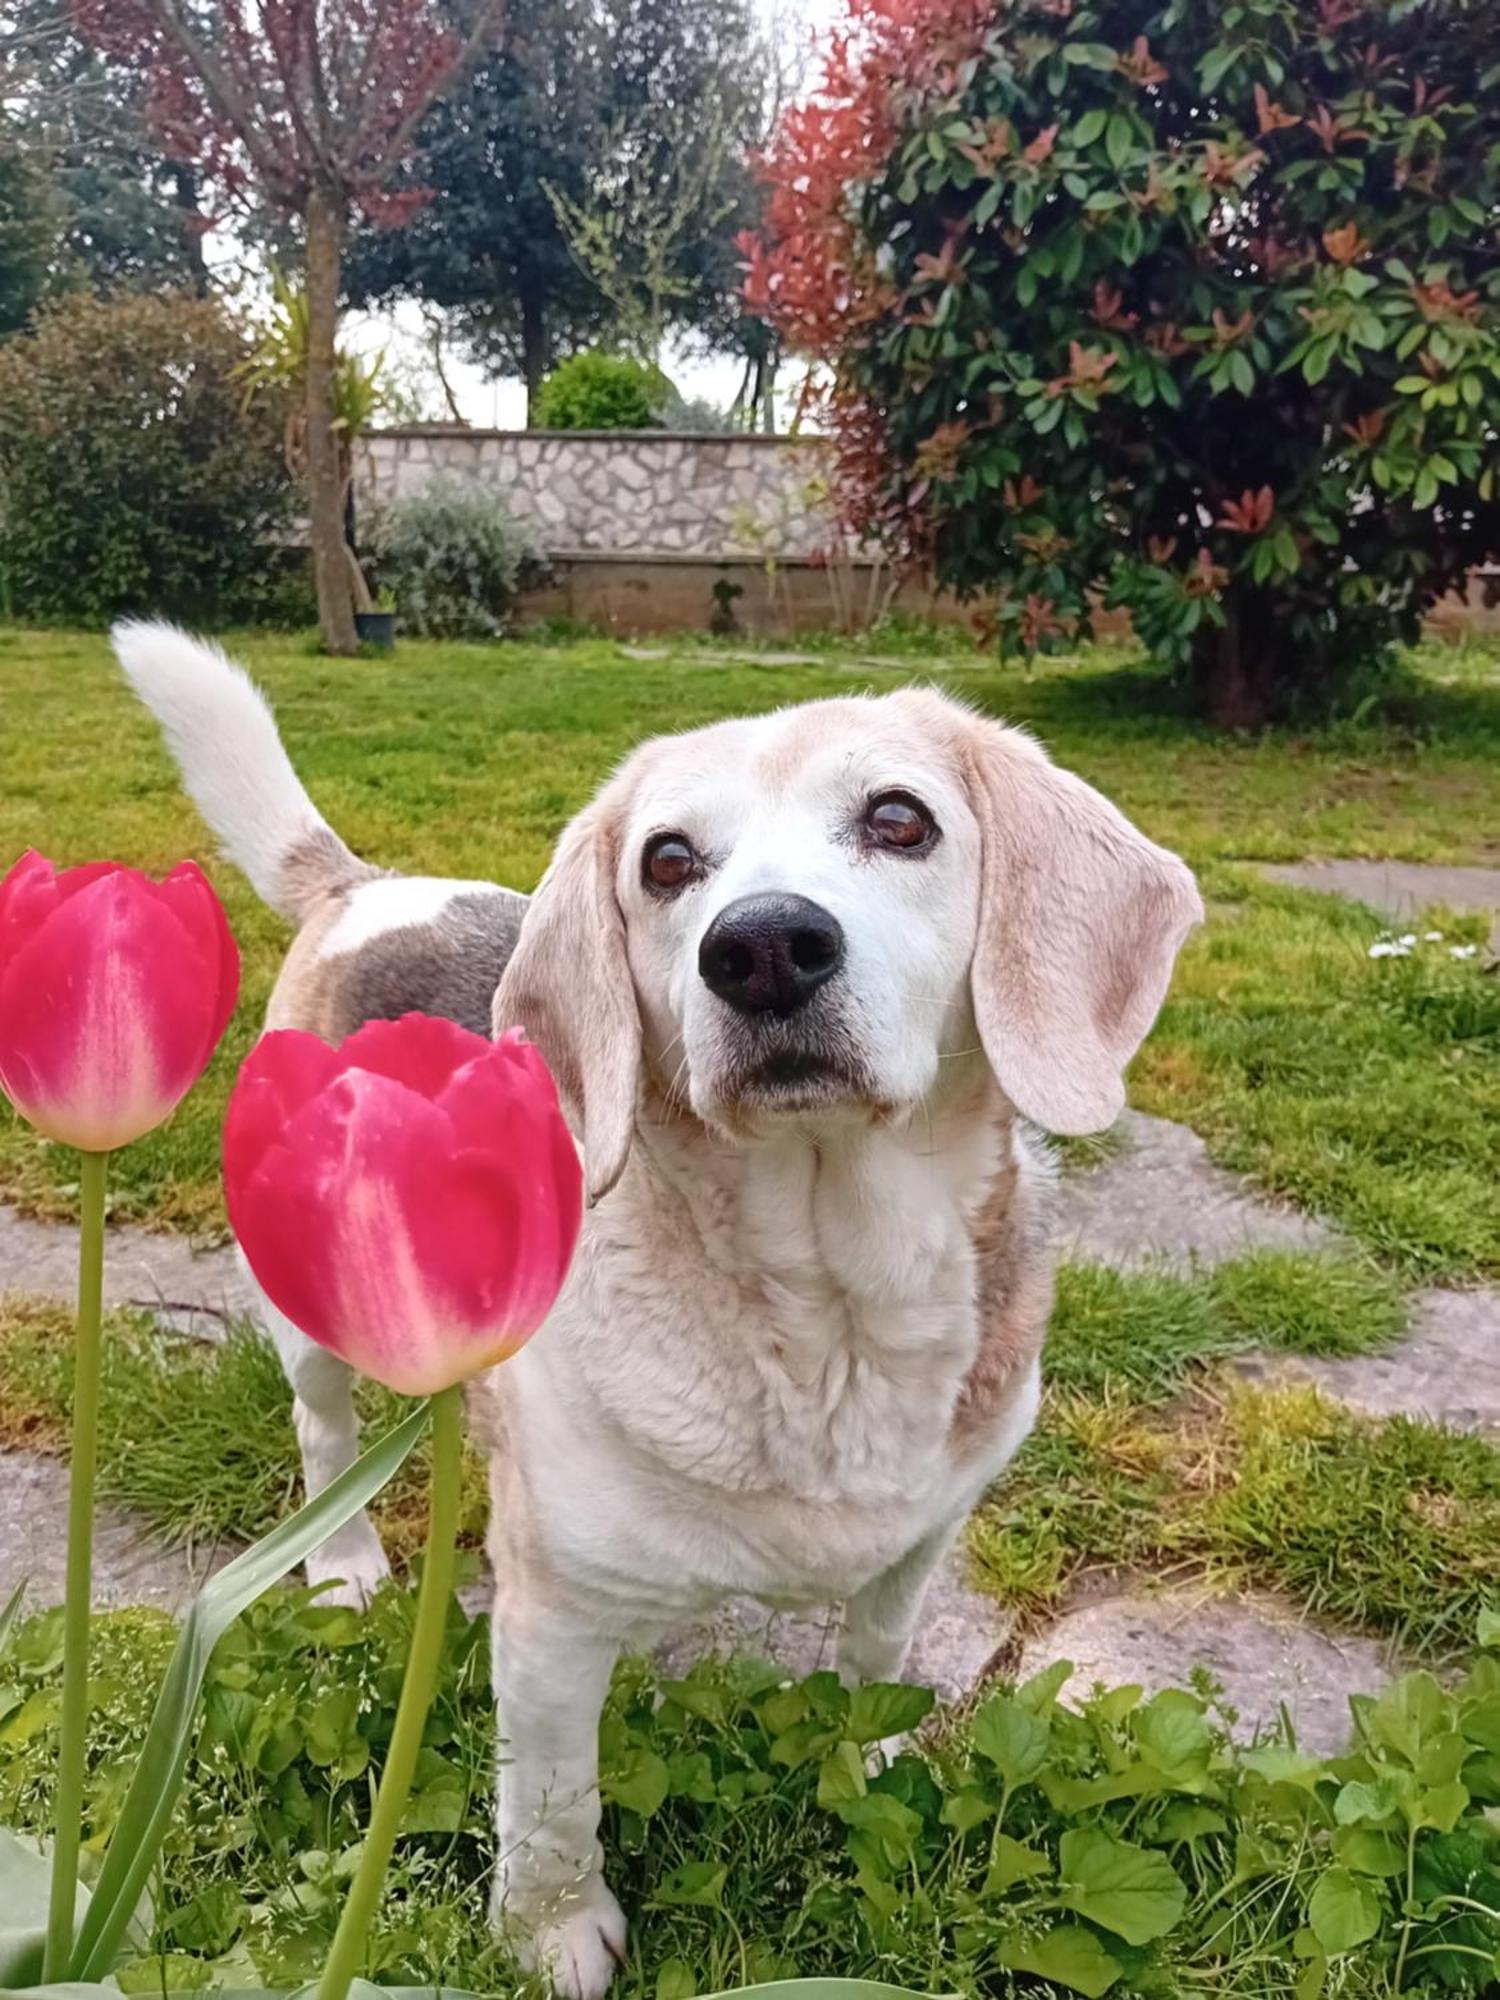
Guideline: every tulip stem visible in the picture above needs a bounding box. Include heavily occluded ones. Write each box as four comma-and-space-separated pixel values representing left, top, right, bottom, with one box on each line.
45, 1147, 108, 1981
316, 1384, 464, 2000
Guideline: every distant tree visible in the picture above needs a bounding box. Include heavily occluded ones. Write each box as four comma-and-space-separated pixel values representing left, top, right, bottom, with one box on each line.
0, 120, 64, 335
2, 1, 208, 296
749, 0, 1500, 725
73, 0, 503, 654
347, 0, 769, 421
346, 0, 611, 418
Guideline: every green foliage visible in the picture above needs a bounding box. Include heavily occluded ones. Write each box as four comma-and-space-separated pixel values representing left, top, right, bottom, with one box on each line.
346, 0, 769, 400
3, 0, 210, 298
0, 118, 63, 338
760, 0, 1500, 721
237, 267, 394, 448
0, 291, 292, 624
535, 350, 671, 430
367, 476, 541, 639
4, 1601, 1500, 1994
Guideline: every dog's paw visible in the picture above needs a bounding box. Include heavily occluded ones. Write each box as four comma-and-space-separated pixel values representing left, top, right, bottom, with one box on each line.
508, 1880, 627, 2000
304, 1546, 391, 1611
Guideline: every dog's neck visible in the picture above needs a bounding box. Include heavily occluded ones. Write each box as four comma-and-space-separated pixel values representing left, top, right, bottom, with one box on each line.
586, 1062, 1012, 1501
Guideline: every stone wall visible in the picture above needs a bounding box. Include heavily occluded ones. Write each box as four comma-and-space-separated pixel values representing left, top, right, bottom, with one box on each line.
356, 426, 834, 560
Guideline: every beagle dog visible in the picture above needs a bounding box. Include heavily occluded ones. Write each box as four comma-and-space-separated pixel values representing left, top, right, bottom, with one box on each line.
116, 622, 1201, 2000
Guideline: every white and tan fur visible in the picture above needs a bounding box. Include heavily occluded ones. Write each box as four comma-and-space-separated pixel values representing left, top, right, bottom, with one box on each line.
115, 621, 1201, 2000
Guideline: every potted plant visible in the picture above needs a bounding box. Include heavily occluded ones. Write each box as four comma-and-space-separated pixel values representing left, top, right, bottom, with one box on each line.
356, 588, 397, 650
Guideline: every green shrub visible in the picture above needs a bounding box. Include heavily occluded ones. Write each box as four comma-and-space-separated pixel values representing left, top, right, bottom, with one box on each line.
0, 290, 293, 624
367, 474, 540, 638
535, 349, 670, 430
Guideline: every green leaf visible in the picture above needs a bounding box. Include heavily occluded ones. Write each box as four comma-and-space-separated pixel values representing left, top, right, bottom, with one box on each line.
983, 1833, 1054, 1896
1105, 113, 1133, 172
818, 1740, 868, 1812
603, 1745, 671, 1817
1134, 1688, 1213, 1782
1001, 1923, 1123, 1997
1072, 109, 1108, 147
1368, 1672, 1448, 1763
653, 1861, 727, 1909
846, 1682, 934, 1746
656, 1958, 696, 2000
1016, 1657, 1073, 1713
0, 1828, 91, 1989
1308, 1867, 1383, 1956
70, 1403, 430, 1983
1334, 1778, 1401, 1825
971, 1692, 1050, 1786
1478, 1608, 1500, 1649
940, 1786, 995, 1833
1058, 1826, 1188, 1945
1334, 1827, 1405, 1877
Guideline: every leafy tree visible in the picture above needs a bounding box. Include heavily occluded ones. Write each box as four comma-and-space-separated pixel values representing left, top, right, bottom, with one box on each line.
347, 0, 770, 420
2, 1, 209, 297
748, 0, 1500, 724
0, 290, 292, 623
73, 0, 503, 655
0, 120, 64, 335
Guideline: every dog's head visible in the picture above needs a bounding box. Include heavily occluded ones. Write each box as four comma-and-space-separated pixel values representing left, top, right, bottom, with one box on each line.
495, 688, 1202, 1201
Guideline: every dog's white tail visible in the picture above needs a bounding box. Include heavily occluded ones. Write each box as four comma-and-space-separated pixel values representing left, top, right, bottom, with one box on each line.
113, 620, 366, 922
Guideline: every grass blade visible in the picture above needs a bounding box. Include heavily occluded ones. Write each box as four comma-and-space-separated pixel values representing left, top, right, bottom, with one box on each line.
69, 1403, 430, 1981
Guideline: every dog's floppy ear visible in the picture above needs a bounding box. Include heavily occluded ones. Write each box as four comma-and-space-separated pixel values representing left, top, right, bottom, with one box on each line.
494, 801, 641, 1204
961, 719, 1202, 1134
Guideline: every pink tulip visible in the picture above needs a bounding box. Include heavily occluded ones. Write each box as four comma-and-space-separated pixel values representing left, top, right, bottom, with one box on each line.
0, 849, 240, 1153
223, 1014, 582, 1396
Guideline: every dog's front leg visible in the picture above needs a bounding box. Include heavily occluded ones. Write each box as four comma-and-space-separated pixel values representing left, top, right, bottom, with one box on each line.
491, 1589, 624, 2000
255, 1279, 391, 1607
838, 1521, 959, 1689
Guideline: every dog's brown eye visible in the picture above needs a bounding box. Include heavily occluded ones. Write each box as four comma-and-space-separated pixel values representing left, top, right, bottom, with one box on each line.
644, 834, 697, 891
866, 793, 935, 851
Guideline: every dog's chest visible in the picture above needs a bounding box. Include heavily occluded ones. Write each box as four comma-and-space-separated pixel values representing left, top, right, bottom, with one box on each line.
565, 1118, 1001, 1513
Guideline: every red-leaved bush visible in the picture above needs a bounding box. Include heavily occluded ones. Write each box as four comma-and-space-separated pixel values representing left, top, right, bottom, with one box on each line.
748, 0, 1500, 723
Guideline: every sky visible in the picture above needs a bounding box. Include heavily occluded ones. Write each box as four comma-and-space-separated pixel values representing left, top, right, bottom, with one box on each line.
342, 0, 845, 429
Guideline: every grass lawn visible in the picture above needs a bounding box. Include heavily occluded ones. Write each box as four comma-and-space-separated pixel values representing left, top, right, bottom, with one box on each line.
2, 622, 1498, 1275
3, 622, 1500, 1996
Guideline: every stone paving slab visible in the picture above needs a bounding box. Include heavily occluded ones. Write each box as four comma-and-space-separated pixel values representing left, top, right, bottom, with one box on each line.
0, 1450, 228, 1614
1017, 1585, 1393, 1755
0, 1204, 258, 1335
1237, 1286, 1500, 1435
1053, 1111, 1338, 1270
1260, 858, 1500, 918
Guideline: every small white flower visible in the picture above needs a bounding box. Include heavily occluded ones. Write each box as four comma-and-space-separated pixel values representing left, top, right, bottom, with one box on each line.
1368, 940, 1411, 958
1398, 933, 1417, 947
1424, 931, 1444, 942
1450, 943, 1478, 960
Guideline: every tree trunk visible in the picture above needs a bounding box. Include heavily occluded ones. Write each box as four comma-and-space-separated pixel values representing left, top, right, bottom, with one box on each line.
521, 288, 547, 426
304, 186, 359, 655
1196, 591, 1277, 729
173, 167, 208, 298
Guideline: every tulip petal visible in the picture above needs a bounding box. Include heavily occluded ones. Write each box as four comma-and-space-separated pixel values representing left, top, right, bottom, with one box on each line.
223, 1029, 343, 1185
0, 868, 228, 1150
231, 1069, 551, 1394
155, 862, 241, 1051
224, 1017, 583, 1397
336, 1012, 496, 1102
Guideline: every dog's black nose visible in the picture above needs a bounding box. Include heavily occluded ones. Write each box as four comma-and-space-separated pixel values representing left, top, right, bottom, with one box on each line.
698, 893, 845, 1018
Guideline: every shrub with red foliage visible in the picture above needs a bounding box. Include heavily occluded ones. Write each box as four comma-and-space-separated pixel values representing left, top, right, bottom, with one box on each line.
749, 0, 1500, 724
